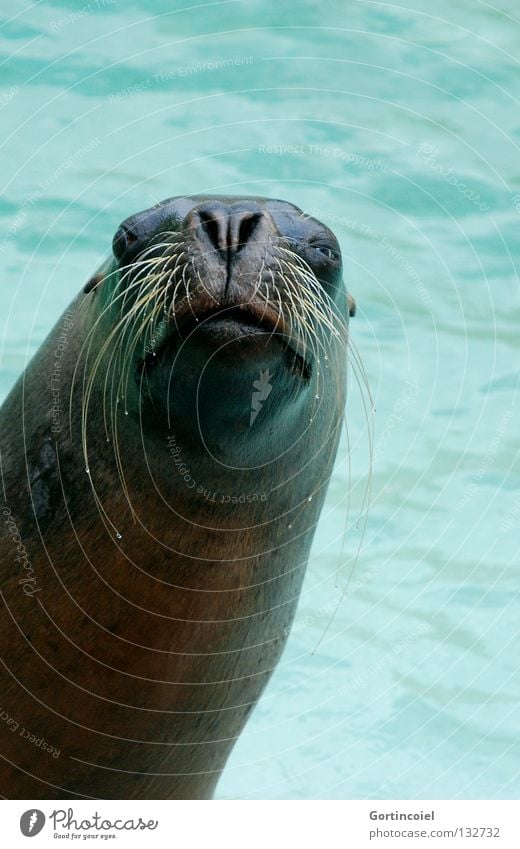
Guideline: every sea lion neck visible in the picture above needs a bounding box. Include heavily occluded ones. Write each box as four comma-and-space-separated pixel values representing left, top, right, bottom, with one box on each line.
96, 405, 336, 533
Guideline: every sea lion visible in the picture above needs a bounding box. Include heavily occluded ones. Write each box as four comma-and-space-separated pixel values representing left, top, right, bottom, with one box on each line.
0, 195, 354, 799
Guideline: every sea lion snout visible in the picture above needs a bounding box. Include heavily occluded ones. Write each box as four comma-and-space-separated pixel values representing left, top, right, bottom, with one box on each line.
187, 199, 269, 264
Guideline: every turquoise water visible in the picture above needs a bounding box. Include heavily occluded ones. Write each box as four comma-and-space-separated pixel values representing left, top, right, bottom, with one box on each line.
1, 0, 519, 799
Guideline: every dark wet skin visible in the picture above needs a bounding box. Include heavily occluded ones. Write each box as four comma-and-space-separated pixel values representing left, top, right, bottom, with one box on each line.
0, 196, 353, 799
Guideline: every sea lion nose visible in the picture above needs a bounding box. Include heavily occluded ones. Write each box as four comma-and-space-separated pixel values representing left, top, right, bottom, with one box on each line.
189, 201, 264, 259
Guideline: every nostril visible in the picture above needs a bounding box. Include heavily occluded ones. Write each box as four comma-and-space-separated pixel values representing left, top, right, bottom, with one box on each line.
192, 203, 264, 259
199, 211, 224, 253
236, 213, 262, 252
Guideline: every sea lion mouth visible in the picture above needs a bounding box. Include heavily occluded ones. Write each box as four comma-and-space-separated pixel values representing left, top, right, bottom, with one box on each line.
138, 301, 312, 381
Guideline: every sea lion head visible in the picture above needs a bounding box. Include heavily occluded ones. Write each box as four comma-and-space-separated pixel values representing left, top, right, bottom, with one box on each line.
87, 196, 354, 463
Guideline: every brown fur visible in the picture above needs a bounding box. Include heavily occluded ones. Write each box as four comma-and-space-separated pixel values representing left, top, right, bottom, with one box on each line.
0, 196, 350, 798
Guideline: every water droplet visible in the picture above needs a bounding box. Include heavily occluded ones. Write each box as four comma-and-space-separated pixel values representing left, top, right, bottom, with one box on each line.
288, 524, 293, 529
307, 496, 313, 502
85, 468, 90, 474
124, 410, 129, 416
116, 532, 122, 539
309, 417, 313, 423
153, 351, 156, 357
315, 394, 320, 400
324, 355, 329, 362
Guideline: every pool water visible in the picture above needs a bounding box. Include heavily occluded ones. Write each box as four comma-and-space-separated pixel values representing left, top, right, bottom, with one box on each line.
1, 0, 519, 799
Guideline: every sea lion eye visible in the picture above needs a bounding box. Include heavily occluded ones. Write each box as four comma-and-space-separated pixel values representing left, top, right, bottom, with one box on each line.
112, 226, 139, 262
311, 243, 340, 261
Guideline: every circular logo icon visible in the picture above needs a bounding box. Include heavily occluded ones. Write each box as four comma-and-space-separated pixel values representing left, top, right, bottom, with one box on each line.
20, 809, 46, 837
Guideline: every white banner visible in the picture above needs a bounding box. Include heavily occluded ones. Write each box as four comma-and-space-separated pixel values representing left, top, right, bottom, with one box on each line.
1, 800, 519, 848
